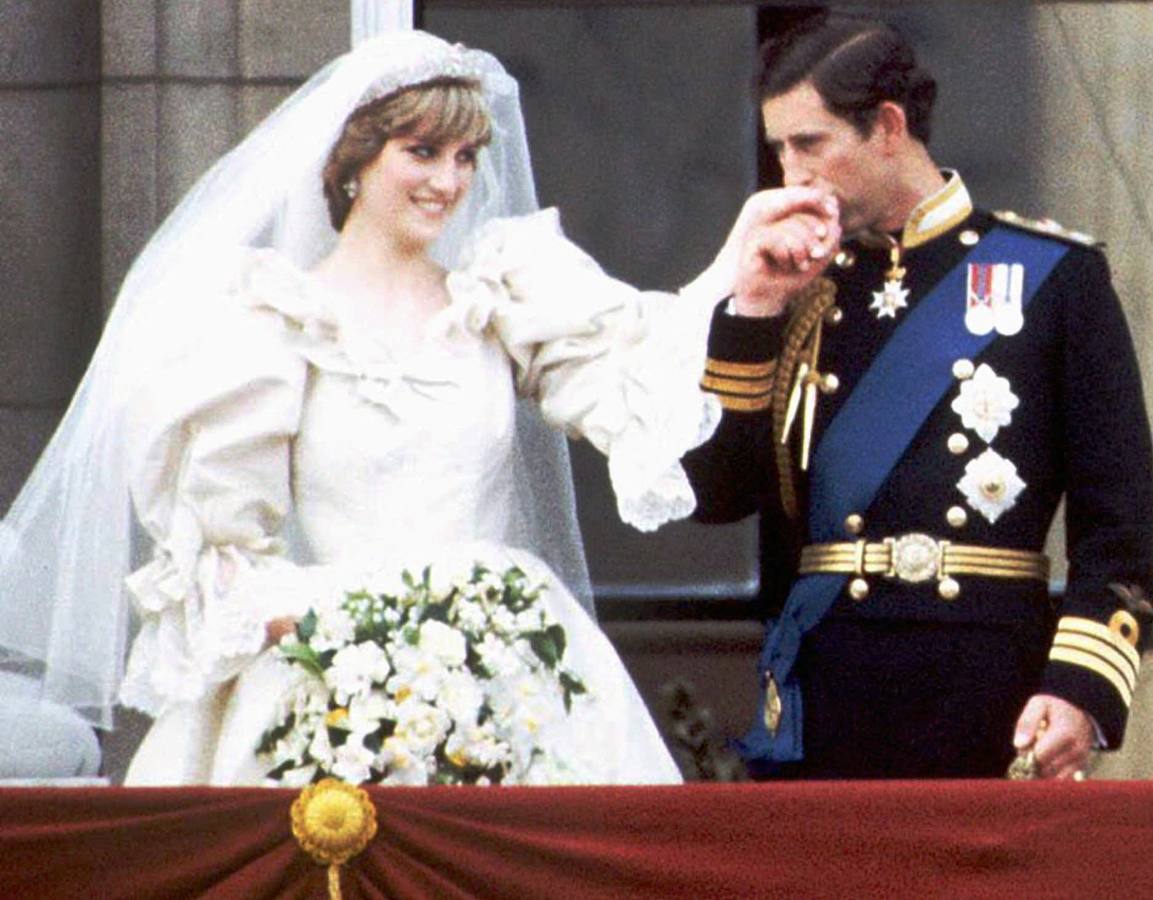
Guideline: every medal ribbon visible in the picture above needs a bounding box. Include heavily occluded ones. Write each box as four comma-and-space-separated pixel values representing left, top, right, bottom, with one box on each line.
739, 226, 1070, 765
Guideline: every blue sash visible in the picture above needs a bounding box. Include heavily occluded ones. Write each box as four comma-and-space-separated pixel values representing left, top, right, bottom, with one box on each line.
740, 226, 1070, 764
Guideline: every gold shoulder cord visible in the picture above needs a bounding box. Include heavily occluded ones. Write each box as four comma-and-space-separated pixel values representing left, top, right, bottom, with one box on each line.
770, 278, 838, 519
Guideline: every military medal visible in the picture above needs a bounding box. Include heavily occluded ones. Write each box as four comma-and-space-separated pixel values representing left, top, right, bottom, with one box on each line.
950, 362, 1019, 443
966, 262, 1024, 336
763, 671, 783, 737
996, 263, 1025, 335
870, 241, 909, 319
956, 447, 1026, 524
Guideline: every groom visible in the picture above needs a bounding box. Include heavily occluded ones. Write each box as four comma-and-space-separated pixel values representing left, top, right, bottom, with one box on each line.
686, 13, 1153, 779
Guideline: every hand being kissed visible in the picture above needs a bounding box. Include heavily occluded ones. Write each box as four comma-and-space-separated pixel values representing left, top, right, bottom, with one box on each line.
731, 186, 842, 317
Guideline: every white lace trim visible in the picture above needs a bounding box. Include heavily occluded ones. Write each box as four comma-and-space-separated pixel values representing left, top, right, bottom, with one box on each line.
121, 542, 281, 716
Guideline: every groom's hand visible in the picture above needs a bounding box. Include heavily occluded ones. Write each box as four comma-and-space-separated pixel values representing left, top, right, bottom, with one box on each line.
731, 188, 841, 317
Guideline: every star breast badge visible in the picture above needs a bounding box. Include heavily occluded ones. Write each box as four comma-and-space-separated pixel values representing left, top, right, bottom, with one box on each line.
870, 278, 910, 319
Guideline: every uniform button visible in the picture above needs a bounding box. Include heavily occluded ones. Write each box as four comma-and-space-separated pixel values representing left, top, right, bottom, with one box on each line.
1110, 610, 1141, 648
824, 306, 844, 326
947, 433, 970, 455
845, 513, 864, 535
959, 229, 980, 246
952, 359, 975, 380
938, 577, 961, 601
820, 373, 840, 394
848, 578, 870, 601
946, 506, 968, 528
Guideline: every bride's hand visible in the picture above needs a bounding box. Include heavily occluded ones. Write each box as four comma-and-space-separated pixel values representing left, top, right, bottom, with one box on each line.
265, 616, 297, 647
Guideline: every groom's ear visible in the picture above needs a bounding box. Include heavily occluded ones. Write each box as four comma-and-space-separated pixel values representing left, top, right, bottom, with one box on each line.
870, 101, 909, 154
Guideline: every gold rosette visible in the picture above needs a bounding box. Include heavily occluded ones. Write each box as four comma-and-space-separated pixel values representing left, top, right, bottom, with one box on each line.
292, 779, 378, 899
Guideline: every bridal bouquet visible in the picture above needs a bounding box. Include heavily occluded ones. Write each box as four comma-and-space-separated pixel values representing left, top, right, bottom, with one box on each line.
258, 563, 587, 787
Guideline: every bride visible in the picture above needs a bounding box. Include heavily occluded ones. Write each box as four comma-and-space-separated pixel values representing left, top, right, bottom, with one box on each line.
0, 32, 734, 785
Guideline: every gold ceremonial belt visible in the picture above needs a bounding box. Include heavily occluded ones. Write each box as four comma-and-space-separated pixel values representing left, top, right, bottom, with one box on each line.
798, 534, 1049, 601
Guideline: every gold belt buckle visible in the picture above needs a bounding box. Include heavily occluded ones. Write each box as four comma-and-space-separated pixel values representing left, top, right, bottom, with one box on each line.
886, 533, 944, 583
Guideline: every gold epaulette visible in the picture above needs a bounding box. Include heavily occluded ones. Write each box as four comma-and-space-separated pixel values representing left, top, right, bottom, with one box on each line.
993, 210, 1101, 248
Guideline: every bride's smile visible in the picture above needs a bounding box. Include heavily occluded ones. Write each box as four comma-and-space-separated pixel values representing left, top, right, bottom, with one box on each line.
356, 133, 480, 248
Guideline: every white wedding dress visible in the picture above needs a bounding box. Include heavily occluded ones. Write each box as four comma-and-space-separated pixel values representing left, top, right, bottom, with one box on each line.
120, 210, 716, 786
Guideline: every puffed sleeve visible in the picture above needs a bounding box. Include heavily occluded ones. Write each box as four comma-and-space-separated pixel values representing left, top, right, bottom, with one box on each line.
446, 208, 720, 532
119, 259, 310, 717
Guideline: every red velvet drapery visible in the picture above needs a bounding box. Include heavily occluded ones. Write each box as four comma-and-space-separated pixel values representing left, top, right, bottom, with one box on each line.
1, 781, 1149, 898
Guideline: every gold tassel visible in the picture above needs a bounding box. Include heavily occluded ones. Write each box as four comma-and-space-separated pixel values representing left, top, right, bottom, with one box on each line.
771, 278, 838, 517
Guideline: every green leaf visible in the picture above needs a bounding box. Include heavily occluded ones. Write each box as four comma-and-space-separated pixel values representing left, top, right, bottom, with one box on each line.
423, 602, 450, 624
296, 609, 318, 642
279, 642, 325, 679
546, 623, 567, 660
264, 759, 296, 781
527, 630, 560, 668
559, 670, 588, 713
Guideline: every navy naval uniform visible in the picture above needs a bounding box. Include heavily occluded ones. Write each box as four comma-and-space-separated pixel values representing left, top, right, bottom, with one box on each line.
684, 173, 1153, 778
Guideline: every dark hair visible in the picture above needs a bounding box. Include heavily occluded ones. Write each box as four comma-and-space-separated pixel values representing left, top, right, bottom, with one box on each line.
757, 14, 937, 145
322, 76, 492, 231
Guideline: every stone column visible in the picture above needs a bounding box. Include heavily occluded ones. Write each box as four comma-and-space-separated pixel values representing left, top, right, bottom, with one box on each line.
0, 2, 102, 512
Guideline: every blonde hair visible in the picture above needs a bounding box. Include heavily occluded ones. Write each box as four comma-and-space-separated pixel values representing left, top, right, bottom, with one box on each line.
322, 77, 492, 230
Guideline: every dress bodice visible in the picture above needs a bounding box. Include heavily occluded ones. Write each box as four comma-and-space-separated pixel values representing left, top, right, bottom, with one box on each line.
292, 316, 518, 565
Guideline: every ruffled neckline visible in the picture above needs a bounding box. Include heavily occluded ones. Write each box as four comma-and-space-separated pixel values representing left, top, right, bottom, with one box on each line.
234, 248, 469, 415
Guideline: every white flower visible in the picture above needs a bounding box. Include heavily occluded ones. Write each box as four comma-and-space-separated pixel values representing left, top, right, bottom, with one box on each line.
440, 670, 484, 725
308, 724, 335, 766
326, 640, 392, 704
388, 644, 448, 702
393, 697, 451, 756
445, 728, 509, 770
419, 620, 467, 667
380, 735, 433, 786
310, 607, 358, 653
455, 599, 487, 632
273, 724, 312, 765
957, 447, 1027, 523
950, 363, 1019, 443
274, 763, 320, 788
476, 633, 525, 678
477, 569, 506, 598
346, 691, 393, 733
331, 734, 377, 785
490, 605, 517, 633
514, 608, 545, 632
292, 679, 330, 718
